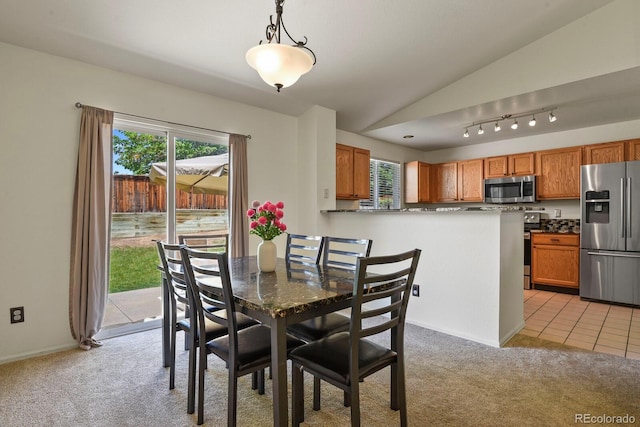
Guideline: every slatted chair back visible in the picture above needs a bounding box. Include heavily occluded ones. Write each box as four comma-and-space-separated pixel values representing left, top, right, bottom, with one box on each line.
178, 233, 229, 253
350, 249, 421, 342
322, 236, 373, 270
156, 241, 189, 313
285, 233, 324, 265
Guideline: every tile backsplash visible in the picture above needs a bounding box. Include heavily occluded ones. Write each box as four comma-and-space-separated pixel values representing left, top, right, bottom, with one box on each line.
541, 218, 581, 233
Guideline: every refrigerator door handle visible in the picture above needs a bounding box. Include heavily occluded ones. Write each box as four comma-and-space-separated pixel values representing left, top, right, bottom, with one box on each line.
627, 177, 632, 239
621, 178, 626, 238
586, 250, 640, 258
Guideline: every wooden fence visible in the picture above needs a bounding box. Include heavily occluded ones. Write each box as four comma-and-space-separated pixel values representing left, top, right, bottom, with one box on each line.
112, 175, 227, 212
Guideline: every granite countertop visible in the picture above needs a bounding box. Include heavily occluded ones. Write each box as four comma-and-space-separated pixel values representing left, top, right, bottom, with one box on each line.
322, 206, 528, 213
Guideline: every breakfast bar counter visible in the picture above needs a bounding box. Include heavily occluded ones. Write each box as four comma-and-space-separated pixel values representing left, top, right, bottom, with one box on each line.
321, 208, 524, 347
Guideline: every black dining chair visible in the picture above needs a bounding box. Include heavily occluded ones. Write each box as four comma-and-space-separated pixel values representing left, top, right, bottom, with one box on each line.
289, 248, 421, 427
287, 235, 373, 409
285, 233, 324, 265
156, 242, 256, 395
180, 247, 304, 426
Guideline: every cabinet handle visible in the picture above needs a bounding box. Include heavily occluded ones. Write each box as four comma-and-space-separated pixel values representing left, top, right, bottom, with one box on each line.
551, 238, 560, 242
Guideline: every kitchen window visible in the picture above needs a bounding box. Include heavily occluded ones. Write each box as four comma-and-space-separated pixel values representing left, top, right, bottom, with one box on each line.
360, 159, 401, 210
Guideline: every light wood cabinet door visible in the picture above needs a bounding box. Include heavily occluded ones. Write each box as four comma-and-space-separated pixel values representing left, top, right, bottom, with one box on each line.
435, 162, 458, 202
535, 147, 582, 200
484, 156, 508, 178
510, 152, 535, 176
336, 143, 370, 200
458, 159, 484, 202
583, 141, 625, 165
626, 139, 640, 161
485, 153, 534, 178
532, 233, 579, 288
352, 147, 371, 199
405, 161, 431, 203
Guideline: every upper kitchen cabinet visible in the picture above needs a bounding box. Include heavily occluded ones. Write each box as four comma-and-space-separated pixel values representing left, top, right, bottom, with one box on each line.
336, 143, 370, 200
627, 139, 640, 161
535, 147, 582, 200
582, 141, 625, 165
457, 159, 484, 202
405, 161, 432, 203
435, 162, 458, 202
434, 159, 483, 202
484, 153, 535, 178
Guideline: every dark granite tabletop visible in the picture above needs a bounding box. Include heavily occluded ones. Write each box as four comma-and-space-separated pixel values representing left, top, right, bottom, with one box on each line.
197, 256, 359, 319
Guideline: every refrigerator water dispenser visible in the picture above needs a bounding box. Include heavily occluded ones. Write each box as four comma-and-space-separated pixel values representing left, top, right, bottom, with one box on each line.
585, 190, 610, 224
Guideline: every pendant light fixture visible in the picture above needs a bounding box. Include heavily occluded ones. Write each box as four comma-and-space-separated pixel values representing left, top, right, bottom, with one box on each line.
246, 0, 317, 92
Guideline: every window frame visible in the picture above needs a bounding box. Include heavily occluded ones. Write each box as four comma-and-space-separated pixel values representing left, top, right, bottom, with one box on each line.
359, 158, 401, 210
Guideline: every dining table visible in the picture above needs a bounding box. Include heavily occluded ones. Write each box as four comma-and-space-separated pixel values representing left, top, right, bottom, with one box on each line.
196, 256, 361, 427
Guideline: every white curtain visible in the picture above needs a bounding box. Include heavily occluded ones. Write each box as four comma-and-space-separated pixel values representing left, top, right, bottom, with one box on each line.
69, 106, 114, 350
229, 134, 248, 257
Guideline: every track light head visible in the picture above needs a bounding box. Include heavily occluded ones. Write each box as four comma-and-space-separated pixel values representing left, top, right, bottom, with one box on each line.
511, 119, 518, 130
463, 128, 469, 138
494, 122, 501, 132
529, 115, 536, 127
549, 111, 557, 122
477, 125, 484, 135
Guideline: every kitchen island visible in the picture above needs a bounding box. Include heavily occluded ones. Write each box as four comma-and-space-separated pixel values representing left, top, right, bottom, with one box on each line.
321, 208, 524, 347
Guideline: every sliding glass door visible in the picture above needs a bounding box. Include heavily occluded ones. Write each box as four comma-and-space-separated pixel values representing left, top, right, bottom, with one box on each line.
103, 117, 228, 332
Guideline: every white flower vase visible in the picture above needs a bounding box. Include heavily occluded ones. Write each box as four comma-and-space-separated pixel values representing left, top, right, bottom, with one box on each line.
257, 239, 277, 272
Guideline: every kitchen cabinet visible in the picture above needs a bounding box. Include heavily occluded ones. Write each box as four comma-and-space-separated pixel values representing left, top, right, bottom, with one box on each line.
626, 139, 640, 161
336, 143, 370, 200
582, 141, 625, 165
457, 158, 484, 201
435, 159, 483, 202
535, 147, 582, 200
435, 162, 458, 202
405, 161, 432, 203
532, 233, 580, 289
484, 152, 535, 178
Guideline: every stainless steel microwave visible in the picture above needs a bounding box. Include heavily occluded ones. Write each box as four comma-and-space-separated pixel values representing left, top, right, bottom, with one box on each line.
484, 175, 536, 204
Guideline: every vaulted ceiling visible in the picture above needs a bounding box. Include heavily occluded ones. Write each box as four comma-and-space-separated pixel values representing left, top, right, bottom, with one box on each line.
1, 0, 638, 151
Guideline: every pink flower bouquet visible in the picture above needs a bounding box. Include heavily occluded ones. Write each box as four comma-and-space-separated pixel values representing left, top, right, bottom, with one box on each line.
247, 200, 287, 241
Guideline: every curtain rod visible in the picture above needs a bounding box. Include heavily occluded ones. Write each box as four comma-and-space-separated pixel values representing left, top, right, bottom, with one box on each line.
74, 102, 251, 139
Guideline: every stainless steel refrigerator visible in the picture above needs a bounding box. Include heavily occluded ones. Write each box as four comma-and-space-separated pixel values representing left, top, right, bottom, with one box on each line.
580, 161, 640, 306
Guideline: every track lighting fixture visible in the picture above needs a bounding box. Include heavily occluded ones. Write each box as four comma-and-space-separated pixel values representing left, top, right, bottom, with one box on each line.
462, 106, 557, 139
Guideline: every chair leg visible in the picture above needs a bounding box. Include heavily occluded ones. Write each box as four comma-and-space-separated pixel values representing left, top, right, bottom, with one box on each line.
292, 363, 304, 426
251, 371, 257, 390
349, 381, 360, 427
228, 373, 238, 427
313, 376, 321, 410
257, 369, 265, 395
187, 332, 196, 414
197, 346, 207, 425
169, 324, 177, 390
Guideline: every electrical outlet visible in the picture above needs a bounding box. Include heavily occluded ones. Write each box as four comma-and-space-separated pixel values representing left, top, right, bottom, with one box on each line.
323, 188, 329, 199
554, 209, 561, 218
10, 306, 24, 324
411, 284, 420, 297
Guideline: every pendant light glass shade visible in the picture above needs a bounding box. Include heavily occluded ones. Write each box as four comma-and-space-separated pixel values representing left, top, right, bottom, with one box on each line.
246, 44, 314, 91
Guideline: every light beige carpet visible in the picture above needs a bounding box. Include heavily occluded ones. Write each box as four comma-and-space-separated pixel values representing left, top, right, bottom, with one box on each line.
1, 323, 639, 426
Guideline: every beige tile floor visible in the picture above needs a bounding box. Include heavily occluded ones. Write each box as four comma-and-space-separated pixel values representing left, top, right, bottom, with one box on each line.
522, 289, 640, 360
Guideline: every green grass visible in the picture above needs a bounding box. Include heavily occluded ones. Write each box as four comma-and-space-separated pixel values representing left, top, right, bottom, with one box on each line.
109, 246, 161, 293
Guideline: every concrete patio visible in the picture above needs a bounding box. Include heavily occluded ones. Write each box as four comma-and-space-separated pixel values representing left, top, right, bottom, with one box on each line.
102, 287, 163, 332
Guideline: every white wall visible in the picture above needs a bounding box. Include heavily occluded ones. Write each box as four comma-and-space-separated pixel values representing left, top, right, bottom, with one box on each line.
0, 41, 306, 362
